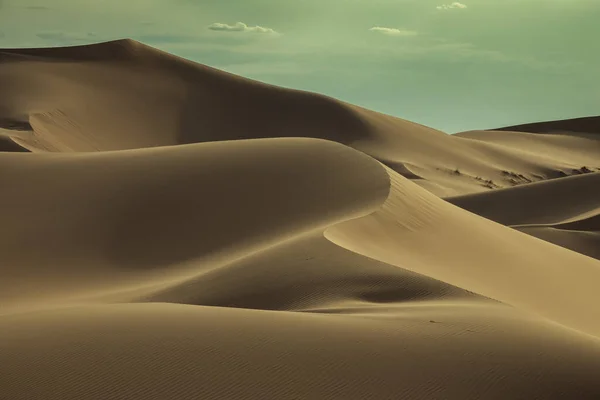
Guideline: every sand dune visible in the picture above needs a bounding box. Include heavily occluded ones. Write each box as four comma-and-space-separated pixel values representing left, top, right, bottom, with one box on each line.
448, 173, 600, 260
449, 172, 600, 226
0, 119, 30, 152
0, 136, 27, 152
1, 40, 600, 399
2, 39, 598, 196
494, 115, 600, 135
0, 138, 390, 312
327, 167, 600, 337
4, 303, 600, 400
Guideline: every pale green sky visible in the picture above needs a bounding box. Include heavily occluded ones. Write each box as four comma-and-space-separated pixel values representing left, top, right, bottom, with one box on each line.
1, 0, 598, 132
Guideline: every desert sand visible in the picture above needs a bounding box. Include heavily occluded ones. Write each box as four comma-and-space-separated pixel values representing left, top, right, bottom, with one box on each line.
1, 39, 599, 399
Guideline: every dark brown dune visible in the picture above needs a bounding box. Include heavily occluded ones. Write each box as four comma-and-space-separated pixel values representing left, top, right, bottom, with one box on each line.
0, 136, 28, 152
493, 115, 600, 135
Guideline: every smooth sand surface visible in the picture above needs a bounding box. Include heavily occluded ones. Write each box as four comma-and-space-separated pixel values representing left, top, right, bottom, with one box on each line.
1, 40, 600, 399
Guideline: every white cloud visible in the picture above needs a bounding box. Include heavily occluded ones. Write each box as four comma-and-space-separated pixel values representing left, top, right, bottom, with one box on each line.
208, 22, 277, 34
369, 27, 418, 37
437, 2, 467, 10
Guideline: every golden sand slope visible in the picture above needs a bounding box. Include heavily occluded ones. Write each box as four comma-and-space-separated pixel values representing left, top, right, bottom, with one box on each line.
1, 40, 600, 399
3, 303, 600, 400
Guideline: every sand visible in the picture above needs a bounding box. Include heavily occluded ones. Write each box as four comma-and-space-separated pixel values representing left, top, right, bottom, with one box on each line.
494, 115, 600, 135
1, 39, 599, 399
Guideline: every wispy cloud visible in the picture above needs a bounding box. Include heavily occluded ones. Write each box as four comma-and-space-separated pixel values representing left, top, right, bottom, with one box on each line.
369, 27, 418, 37
208, 22, 277, 34
437, 2, 467, 10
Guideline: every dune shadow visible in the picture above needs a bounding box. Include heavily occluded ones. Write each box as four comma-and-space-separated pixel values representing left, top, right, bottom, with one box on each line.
0, 117, 32, 131
175, 67, 373, 146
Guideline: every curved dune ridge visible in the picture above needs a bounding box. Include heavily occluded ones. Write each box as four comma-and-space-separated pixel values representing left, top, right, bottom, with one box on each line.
1, 40, 600, 399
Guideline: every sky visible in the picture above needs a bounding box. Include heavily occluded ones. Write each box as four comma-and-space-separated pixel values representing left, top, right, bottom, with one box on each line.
0, 0, 598, 133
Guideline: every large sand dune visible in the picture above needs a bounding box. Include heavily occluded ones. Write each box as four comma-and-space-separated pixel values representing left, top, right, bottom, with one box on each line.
2, 39, 598, 196
1, 40, 600, 399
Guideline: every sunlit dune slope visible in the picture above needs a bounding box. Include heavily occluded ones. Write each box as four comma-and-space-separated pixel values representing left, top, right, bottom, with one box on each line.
327, 167, 600, 337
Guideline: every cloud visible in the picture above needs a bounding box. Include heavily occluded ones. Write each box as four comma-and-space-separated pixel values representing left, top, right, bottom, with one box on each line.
369, 27, 418, 37
437, 2, 467, 10
208, 22, 277, 34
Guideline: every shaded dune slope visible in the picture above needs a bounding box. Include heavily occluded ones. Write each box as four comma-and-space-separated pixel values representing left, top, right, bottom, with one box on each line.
0, 118, 30, 151
494, 115, 600, 134
0, 136, 28, 152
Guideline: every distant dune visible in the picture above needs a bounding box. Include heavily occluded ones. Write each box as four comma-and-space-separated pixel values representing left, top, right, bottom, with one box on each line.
1, 40, 600, 400
494, 115, 600, 134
